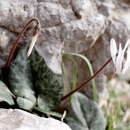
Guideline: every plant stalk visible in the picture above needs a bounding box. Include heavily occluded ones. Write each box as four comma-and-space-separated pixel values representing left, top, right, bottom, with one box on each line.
61, 57, 112, 101
4, 18, 40, 68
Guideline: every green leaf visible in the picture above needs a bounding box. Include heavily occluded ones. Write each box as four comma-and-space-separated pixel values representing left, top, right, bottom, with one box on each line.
67, 117, 89, 130
67, 92, 106, 130
30, 50, 63, 111
9, 45, 36, 110
0, 80, 14, 105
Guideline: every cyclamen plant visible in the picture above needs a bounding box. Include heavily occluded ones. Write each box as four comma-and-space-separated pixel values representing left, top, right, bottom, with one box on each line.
3, 18, 130, 101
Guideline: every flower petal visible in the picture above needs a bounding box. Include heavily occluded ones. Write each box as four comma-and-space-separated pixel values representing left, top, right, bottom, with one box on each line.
123, 39, 130, 52
122, 45, 130, 74
27, 33, 38, 57
110, 39, 117, 65
115, 43, 124, 74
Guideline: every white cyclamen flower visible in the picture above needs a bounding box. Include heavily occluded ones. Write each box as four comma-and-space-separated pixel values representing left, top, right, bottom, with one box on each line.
110, 39, 130, 76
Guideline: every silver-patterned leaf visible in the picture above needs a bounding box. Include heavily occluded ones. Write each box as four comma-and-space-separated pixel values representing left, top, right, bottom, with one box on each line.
30, 50, 63, 112
9, 45, 36, 110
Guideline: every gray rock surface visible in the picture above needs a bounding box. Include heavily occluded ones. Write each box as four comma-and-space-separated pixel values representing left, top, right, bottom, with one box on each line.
0, 108, 72, 130
0, 0, 106, 73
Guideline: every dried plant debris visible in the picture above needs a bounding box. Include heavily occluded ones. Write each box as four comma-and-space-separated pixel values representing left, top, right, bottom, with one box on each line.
66, 92, 106, 130
0, 80, 14, 105
9, 44, 36, 110
30, 50, 64, 112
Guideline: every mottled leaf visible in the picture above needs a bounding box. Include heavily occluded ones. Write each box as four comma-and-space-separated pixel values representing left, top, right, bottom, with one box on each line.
9, 44, 36, 110
0, 80, 14, 105
67, 92, 106, 130
30, 50, 63, 111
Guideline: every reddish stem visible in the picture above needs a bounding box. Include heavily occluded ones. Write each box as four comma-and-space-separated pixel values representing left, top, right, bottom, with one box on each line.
61, 57, 112, 101
4, 18, 40, 68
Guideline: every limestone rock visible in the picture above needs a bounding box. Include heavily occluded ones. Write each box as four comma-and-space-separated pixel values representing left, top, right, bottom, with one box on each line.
0, 0, 106, 74
71, 0, 96, 18
0, 0, 37, 26
61, 14, 106, 52
0, 108, 72, 130
0, 28, 15, 68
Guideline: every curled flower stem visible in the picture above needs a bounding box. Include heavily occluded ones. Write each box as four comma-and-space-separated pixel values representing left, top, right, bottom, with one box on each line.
4, 18, 40, 68
61, 57, 112, 101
